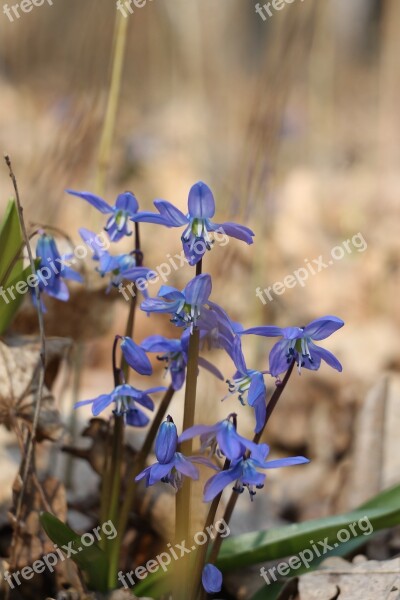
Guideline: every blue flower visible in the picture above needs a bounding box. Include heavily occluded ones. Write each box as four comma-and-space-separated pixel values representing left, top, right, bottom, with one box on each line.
135, 417, 217, 490
74, 383, 165, 427
242, 316, 344, 376
68, 190, 164, 242
196, 300, 243, 360
34, 233, 82, 308
203, 445, 309, 502
131, 181, 255, 265
140, 332, 223, 390
179, 414, 268, 462
79, 228, 153, 292
141, 274, 212, 330
120, 336, 152, 376
224, 338, 268, 433
202, 564, 222, 594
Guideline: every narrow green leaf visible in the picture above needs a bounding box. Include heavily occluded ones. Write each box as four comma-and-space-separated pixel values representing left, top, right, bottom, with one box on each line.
40, 512, 108, 592
0, 199, 24, 284
217, 484, 400, 571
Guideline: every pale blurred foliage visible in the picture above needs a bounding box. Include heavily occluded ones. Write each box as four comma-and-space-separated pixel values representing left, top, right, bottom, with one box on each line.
0, 0, 399, 521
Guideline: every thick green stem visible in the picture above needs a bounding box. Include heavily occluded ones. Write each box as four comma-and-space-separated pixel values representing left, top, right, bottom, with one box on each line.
174, 327, 200, 599
207, 361, 296, 570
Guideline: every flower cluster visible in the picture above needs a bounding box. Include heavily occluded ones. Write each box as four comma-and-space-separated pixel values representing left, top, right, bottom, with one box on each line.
71, 181, 344, 595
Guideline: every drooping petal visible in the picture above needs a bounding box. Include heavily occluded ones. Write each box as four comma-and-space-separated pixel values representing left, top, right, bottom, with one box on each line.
264, 456, 310, 469
303, 316, 344, 340
133, 394, 154, 411
184, 274, 212, 306
174, 453, 199, 480
130, 209, 173, 225
148, 461, 174, 485
91, 394, 114, 415
247, 372, 266, 408
79, 228, 105, 260
203, 463, 241, 502
240, 326, 284, 337
197, 357, 224, 380
188, 182, 215, 218
231, 337, 248, 376
120, 337, 152, 376
202, 564, 222, 594
115, 191, 139, 214
251, 394, 267, 434
282, 327, 304, 340
45, 278, 70, 302
269, 339, 292, 376
179, 424, 217, 442
125, 407, 150, 427
141, 335, 181, 354
217, 422, 245, 460
140, 297, 181, 314
66, 190, 113, 214
308, 341, 343, 372
153, 200, 188, 226
212, 221, 254, 244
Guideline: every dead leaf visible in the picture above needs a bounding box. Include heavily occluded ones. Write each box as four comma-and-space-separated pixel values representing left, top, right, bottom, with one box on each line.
0, 337, 70, 441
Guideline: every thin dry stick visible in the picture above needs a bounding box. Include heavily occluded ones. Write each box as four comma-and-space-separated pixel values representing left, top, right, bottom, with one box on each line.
4, 155, 47, 577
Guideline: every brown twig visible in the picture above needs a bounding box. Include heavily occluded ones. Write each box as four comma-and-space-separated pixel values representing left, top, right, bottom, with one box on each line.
4, 155, 47, 582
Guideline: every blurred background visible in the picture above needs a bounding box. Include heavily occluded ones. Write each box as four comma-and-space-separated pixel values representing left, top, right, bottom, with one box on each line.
0, 0, 399, 595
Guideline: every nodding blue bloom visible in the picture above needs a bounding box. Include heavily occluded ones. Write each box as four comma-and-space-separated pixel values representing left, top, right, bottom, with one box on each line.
120, 336, 152, 376
203, 445, 309, 502
68, 190, 165, 242
202, 564, 223, 594
224, 338, 268, 434
179, 414, 268, 462
141, 274, 212, 330
242, 316, 344, 376
79, 228, 153, 292
135, 417, 218, 490
131, 181, 255, 265
74, 383, 165, 427
34, 233, 82, 309
140, 332, 223, 391
196, 300, 243, 360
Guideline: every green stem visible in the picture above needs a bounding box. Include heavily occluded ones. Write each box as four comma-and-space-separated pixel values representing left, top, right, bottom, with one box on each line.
207, 361, 296, 569
116, 384, 175, 543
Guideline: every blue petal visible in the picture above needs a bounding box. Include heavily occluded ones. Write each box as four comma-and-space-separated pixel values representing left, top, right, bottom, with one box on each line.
182, 238, 205, 266
252, 394, 267, 434
217, 422, 245, 460
148, 462, 174, 485
115, 192, 139, 214
212, 221, 254, 244
66, 190, 113, 214
264, 456, 310, 469
231, 337, 248, 376
188, 182, 215, 218
202, 564, 222, 594
241, 460, 266, 487
130, 210, 173, 225
247, 373, 266, 407
184, 274, 212, 306
140, 297, 181, 313
282, 327, 304, 340
303, 316, 344, 340
308, 341, 343, 372
155, 420, 178, 463
153, 200, 188, 226
241, 326, 284, 337
269, 340, 292, 376
174, 453, 199, 480
158, 285, 183, 300
141, 335, 181, 354
203, 463, 241, 502
179, 424, 216, 443
79, 228, 105, 260
44, 278, 70, 302
121, 337, 153, 376
91, 394, 114, 415
125, 407, 150, 427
